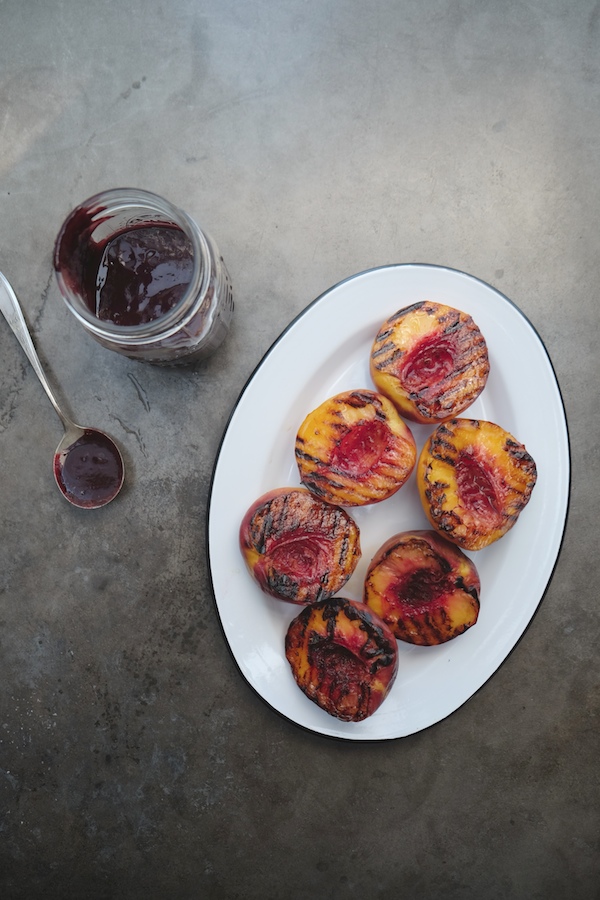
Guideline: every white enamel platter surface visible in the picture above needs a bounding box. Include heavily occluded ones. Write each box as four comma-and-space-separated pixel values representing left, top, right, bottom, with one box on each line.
207, 264, 570, 741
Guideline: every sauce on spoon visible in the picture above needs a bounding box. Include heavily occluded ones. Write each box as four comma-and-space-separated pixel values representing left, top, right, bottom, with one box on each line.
54, 429, 124, 508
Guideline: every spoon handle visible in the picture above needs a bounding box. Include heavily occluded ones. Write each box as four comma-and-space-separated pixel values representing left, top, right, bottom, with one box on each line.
0, 271, 74, 430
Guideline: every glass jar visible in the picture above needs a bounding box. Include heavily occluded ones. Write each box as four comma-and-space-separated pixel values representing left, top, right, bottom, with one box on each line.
53, 188, 233, 365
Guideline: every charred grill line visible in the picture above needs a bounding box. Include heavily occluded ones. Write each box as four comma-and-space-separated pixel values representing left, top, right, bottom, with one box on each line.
429, 452, 458, 465
422, 612, 441, 642
428, 433, 457, 450
321, 597, 343, 619
390, 301, 425, 320
455, 577, 480, 602
405, 368, 488, 412
316, 584, 328, 603
301, 480, 327, 499
431, 371, 489, 404
371, 336, 396, 353
415, 354, 487, 394
436, 423, 458, 438
295, 448, 323, 465
338, 533, 350, 566
438, 517, 461, 534
374, 327, 395, 342
371, 344, 404, 367
268, 571, 298, 598
253, 508, 274, 554
344, 391, 374, 408
443, 318, 462, 333
305, 471, 346, 490
505, 439, 536, 468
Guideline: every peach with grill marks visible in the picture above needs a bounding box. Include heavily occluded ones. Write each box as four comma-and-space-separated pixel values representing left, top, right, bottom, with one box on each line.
295, 389, 416, 507
364, 530, 480, 646
417, 418, 537, 551
285, 596, 398, 721
239, 487, 361, 604
370, 301, 489, 424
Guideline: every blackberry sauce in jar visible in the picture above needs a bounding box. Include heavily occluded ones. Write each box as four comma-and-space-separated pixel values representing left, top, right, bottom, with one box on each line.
54, 189, 233, 364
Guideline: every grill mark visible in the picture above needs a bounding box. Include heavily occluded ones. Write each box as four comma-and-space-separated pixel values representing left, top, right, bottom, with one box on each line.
430, 434, 458, 451
422, 612, 441, 644
443, 317, 462, 333
407, 354, 488, 404
371, 344, 405, 367
302, 466, 408, 500
338, 532, 350, 567
389, 301, 425, 322
505, 438, 536, 469
253, 507, 274, 554
429, 452, 458, 466
343, 390, 376, 409
418, 352, 487, 393
456, 576, 480, 602
295, 447, 323, 465
303, 471, 346, 491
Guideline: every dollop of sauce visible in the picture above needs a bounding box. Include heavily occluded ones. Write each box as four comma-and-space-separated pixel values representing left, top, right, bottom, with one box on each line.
54, 430, 124, 508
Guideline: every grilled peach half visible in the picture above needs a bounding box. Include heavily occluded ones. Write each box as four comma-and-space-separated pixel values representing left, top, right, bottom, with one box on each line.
418, 418, 537, 551
285, 596, 398, 721
364, 530, 480, 645
295, 389, 416, 507
370, 301, 489, 424
239, 487, 361, 604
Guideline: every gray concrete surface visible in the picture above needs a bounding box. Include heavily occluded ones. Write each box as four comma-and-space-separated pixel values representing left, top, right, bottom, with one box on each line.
0, 1, 597, 898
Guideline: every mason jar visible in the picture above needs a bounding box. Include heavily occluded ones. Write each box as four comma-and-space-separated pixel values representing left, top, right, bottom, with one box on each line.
53, 188, 234, 365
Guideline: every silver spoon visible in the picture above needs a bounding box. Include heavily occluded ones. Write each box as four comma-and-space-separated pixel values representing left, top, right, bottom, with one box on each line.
0, 270, 124, 508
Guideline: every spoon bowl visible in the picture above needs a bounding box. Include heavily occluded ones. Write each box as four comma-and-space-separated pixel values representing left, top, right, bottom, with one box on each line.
0, 270, 124, 509
53, 424, 124, 509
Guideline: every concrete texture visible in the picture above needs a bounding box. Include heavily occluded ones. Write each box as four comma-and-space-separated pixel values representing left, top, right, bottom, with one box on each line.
0, 1, 597, 897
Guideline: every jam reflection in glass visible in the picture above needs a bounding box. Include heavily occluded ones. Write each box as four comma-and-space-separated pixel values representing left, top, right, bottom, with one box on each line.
54, 189, 234, 364
54, 430, 124, 508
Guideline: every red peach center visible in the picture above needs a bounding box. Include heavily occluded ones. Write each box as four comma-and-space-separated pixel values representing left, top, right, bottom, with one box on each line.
268, 532, 331, 582
329, 419, 388, 475
397, 569, 448, 607
455, 452, 501, 521
400, 335, 455, 390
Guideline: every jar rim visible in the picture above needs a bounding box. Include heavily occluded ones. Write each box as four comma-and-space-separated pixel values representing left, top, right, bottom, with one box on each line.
53, 188, 210, 345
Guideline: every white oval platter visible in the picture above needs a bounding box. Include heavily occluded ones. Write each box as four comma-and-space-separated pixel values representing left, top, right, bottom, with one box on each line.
207, 264, 570, 741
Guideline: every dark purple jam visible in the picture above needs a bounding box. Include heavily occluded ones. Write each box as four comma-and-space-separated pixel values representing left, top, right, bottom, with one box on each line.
55, 212, 194, 328
54, 430, 124, 508
92, 225, 194, 326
